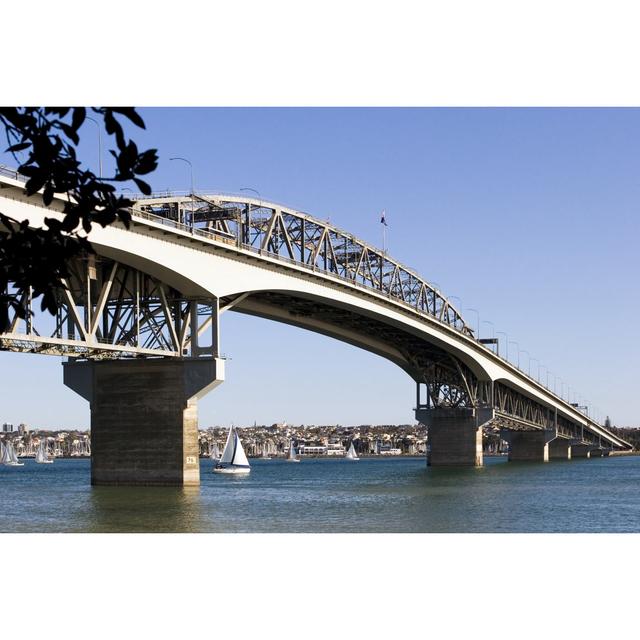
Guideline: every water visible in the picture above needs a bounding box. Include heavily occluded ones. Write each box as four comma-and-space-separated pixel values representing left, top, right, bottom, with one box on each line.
1, 455, 640, 532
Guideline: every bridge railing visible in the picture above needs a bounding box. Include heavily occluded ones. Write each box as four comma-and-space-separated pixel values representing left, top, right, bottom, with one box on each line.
0, 165, 26, 182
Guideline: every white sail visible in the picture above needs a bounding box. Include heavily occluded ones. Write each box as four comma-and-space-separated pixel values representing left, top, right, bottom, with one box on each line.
36, 441, 53, 463
219, 426, 235, 465
231, 431, 250, 468
8, 443, 19, 464
288, 441, 297, 460
210, 443, 220, 460
0, 442, 8, 464
346, 442, 359, 460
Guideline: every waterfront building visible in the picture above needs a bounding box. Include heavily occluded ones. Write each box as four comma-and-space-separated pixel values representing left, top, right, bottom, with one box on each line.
2, 423, 14, 433
326, 442, 346, 456
299, 445, 327, 455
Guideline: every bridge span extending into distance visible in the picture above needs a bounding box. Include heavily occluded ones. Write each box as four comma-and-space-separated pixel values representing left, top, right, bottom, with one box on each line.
0, 167, 631, 485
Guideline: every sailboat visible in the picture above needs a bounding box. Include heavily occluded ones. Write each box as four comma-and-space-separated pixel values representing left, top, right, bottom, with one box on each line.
1, 441, 24, 466
35, 440, 54, 464
259, 443, 271, 460
213, 426, 251, 474
209, 442, 220, 462
286, 441, 300, 463
345, 441, 360, 461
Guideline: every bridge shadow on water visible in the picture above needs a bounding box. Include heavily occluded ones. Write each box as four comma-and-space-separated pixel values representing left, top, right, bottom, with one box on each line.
85, 486, 205, 533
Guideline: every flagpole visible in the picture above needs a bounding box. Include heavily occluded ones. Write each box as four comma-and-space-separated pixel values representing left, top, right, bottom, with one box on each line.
381, 209, 387, 254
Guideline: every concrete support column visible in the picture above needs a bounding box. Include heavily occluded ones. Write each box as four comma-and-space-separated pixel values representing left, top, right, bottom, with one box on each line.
63, 357, 224, 486
571, 444, 591, 458
416, 407, 493, 467
508, 430, 548, 462
547, 437, 571, 460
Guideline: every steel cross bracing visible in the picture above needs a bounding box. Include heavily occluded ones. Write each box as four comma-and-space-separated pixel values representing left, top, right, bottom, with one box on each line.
0, 255, 219, 359
134, 194, 473, 337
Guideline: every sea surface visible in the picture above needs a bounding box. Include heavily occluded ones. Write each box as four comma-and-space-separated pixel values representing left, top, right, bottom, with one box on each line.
1, 455, 640, 533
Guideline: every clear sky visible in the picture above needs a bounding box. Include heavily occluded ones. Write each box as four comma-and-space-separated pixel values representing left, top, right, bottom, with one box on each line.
1, 108, 639, 428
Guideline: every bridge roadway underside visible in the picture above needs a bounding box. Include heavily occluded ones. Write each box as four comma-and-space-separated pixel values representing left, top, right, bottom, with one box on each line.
228, 290, 470, 380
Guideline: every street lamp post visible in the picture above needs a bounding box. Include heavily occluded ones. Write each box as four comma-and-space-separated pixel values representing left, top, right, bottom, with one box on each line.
170, 157, 195, 231
530, 358, 540, 382
240, 187, 261, 200
240, 188, 261, 246
519, 350, 530, 376
508, 341, 520, 368
496, 331, 508, 360
554, 376, 562, 396
446, 295, 462, 327
481, 320, 495, 339
86, 116, 103, 178
466, 308, 480, 339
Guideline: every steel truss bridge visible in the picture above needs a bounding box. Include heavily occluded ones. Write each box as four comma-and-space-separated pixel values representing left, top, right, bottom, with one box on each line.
0, 168, 631, 455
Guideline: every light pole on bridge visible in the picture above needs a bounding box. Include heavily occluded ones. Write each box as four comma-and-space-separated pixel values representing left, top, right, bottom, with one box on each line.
496, 331, 508, 360
85, 116, 103, 179
519, 350, 530, 376
465, 308, 480, 339
447, 295, 463, 326
529, 358, 540, 382
508, 341, 520, 369
240, 188, 261, 245
170, 157, 195, 231
481, 320, 494, 339
240, 187, 261, 200
480, 320, 497, 353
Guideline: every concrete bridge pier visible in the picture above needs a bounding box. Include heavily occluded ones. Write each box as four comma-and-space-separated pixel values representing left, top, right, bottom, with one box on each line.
507, 430, 548, 462
547, 437, 572, 460
571, 444, 591, 458
416, 407, 494, 467
63, 357, 225, 486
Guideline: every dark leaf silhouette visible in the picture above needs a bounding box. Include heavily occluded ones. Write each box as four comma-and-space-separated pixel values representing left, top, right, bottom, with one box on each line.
0, 107, 159, 333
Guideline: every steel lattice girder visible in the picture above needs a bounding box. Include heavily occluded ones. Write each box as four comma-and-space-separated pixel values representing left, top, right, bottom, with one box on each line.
0, 255, 218, 359
136, 196, 473, 336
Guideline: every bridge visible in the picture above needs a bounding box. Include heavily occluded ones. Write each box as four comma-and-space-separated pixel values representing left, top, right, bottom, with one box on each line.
0, 167, 631, 485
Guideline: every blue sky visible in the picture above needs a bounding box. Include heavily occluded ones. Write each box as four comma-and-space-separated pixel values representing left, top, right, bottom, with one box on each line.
1, 108, 639, 428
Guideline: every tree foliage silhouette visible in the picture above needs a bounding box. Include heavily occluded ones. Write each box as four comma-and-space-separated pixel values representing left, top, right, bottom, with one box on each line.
0, 107, 158, 332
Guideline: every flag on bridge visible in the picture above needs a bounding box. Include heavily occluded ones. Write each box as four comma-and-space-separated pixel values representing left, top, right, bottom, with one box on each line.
380, 209, 388, 226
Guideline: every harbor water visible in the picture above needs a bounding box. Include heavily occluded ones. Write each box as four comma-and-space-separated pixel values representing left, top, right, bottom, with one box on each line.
1, 455, 640, 533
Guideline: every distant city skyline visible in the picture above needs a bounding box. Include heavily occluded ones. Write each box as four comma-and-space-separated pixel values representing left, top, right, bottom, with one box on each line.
1, 108, 639, 426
